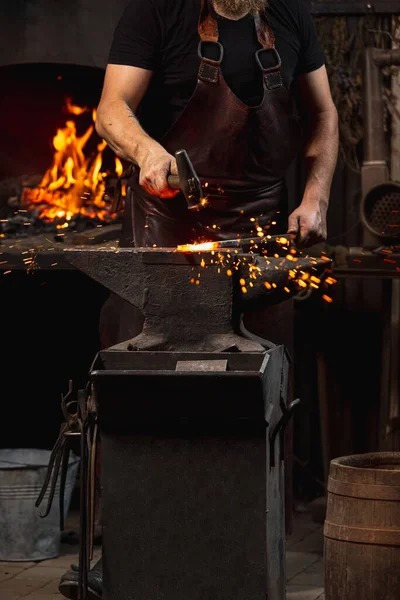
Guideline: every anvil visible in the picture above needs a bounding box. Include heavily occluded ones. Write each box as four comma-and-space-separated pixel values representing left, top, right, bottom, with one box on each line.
64, 246, 331, 352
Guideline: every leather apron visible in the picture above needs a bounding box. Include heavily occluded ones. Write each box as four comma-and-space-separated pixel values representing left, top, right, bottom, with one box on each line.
100, 0, 301, 349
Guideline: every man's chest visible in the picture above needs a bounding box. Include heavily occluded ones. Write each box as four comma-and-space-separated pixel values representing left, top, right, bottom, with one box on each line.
158, 10, 301, 92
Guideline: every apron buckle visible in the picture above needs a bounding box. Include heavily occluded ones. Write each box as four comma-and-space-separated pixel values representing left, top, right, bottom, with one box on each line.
256, 49, 283, 91
198, 40, 224, 63
255, 48, 282, 73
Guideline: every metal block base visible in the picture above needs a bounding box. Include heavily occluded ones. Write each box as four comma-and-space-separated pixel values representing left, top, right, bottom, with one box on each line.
92, 347, 290, 600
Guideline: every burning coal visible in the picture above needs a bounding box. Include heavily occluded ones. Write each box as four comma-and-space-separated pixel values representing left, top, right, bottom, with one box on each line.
1, 97, 122, 238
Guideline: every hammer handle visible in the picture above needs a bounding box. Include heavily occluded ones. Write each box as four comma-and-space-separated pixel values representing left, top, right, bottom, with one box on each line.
167, 174, 180, 190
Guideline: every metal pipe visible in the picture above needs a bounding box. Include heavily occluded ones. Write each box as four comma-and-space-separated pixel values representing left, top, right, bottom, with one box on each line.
363, 47, 388, 163
373, 48, 400, 67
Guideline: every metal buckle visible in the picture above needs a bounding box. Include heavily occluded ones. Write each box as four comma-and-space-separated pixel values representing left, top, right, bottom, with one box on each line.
255, 48, 282, 73
198, 41, 224, 63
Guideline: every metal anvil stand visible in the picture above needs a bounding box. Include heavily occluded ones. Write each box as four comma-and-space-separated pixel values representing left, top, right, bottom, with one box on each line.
65, 245, 329, 600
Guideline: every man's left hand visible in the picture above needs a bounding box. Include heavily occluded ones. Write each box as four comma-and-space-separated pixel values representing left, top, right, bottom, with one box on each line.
287, 193, 328, 249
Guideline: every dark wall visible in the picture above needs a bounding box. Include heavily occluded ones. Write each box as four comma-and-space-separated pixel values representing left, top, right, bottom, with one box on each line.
0, 0, 129, 68
2, 269, 109, 450
0, 64, 107, 179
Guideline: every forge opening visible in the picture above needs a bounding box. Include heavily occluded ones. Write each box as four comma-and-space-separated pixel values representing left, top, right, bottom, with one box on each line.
0, 63, 123, 240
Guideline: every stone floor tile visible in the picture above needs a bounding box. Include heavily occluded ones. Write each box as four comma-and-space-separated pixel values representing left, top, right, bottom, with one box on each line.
36, 578, 62, 594
287, 514, 319, 531
287, 518, 319, 534
14, 566, 67, 580
286, 552, 320, 581
20, 578, 64, 598
93, 548, 101, 561
0, 562, 37, 568
0, 565, 27, 583
286, 519, 322, 549
0, 577, 47, 596
289, 529, 324, 555
22, 594, 62, 600
304, 559, 323, 574
290, 570, 324, 587
286, 584, 325, 600
23, 595, 61, 600
40, 541, 101, 565
38, 552, 79, 569
1, 511, 326, 599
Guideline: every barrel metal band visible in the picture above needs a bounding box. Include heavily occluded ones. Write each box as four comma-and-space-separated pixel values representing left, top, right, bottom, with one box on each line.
324, 522, 400, 546
328, 477, 400, 500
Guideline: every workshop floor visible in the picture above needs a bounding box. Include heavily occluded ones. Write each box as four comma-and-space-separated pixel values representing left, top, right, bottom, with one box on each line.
0, 507, 325, 600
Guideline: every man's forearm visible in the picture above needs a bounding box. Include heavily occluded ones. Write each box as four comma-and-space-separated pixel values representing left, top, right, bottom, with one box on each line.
301, 108, 339, 204
95, 100, 161, 166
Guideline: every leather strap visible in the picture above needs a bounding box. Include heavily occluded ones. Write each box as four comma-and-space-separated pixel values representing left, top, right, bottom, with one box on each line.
254, 11, 282, 89
198, 0, 221, 83
197, 1, 280, 87
199, 0, 219, 42
254, 11, 276, 50
199, 2, 276, 49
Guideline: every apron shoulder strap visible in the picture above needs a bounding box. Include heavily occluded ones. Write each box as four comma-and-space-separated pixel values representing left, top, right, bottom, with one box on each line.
199, 0, 219, 42
254, 11, 284, 90
254, 11, 276, 50
197, 0, 222, 84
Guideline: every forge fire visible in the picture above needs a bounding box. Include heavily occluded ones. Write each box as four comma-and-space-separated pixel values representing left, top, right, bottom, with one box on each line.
1, 97, 123, 239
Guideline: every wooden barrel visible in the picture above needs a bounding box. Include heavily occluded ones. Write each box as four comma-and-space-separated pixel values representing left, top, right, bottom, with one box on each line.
324, 452, 400, 600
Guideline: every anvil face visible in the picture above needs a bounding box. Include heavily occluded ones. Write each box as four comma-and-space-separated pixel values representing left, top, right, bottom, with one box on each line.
64, 247, 331, 352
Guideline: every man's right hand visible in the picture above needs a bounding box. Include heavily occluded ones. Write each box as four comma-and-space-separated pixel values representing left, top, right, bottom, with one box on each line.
137, 143, 179, 198
95, 65, 179, 199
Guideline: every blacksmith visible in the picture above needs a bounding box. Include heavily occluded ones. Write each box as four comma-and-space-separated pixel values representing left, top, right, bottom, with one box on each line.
59, 0, 338, 597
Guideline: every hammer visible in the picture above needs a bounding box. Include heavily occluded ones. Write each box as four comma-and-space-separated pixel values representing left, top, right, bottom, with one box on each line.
167, 149, 205, 211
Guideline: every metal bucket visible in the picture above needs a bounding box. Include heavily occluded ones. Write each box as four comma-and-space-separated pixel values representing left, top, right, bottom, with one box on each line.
0, 448, 79, 562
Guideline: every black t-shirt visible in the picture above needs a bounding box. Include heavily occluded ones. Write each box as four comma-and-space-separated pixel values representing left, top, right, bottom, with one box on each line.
108, 0, 325, 140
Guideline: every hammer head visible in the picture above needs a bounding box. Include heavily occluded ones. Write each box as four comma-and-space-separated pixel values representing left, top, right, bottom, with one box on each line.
174, 149, 205, 211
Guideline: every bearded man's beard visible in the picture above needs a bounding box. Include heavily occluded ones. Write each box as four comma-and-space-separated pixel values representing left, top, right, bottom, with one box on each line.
212, 0, 268, 17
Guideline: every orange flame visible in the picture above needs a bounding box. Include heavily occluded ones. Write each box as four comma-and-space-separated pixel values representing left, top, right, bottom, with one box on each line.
115, 157, 124, 177
22, 97, 119, 225
65, 96, 89, 116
